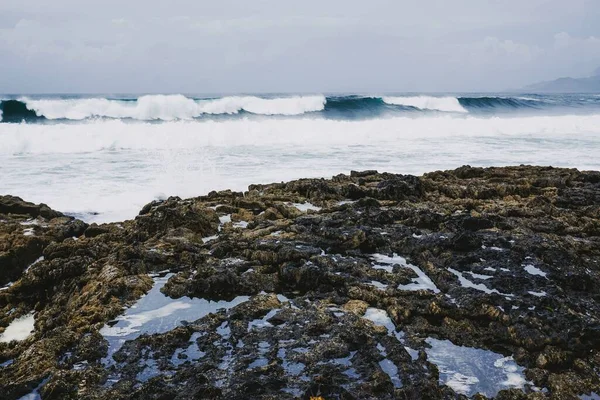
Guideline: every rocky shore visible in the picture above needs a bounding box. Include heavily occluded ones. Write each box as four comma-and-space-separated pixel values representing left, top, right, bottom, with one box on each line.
0, 165, 599, 399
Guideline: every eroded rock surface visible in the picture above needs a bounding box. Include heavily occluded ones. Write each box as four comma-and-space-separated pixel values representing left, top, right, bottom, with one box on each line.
0, 166, 599, 399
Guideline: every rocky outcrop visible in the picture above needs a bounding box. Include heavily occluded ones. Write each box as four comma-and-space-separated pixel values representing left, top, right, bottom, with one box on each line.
0, 166, 599, 399
0, 196, 87, 287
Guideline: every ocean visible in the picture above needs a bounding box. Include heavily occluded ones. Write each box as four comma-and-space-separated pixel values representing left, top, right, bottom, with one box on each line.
1, 93, 599, 223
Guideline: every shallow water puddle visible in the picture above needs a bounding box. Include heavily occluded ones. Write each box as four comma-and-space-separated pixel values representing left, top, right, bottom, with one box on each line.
291, 202, 321, 212
466, 271, 494, 280
379, 358, 402, 388
171, 332, 205, 366
523, 264, 547, 278
248, 341, 270, 369
202, 234, 218, 243
376, 343, 403, 388
247, 309, 280, 331
137, 358, 162, 382
371, 253, 440, 293
218, 214, 231, 224
0, 359, 14, 367
425, 338, 529, 397
368, 280, 388, 290
277, 347, 306, 376
448, 268, 513, 298
100, 274, 249, 362
0, 312, 35, 343
16, 378, 49, 400
528, 290, 547, 297
24, 256, 44, 273
580, 392, 600, 400
363, 308, 404, 341
20, 218, 43, 226
331, 351, 356, 367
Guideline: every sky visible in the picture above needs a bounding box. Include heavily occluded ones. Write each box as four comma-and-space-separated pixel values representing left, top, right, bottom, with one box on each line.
1, 0, 599, 93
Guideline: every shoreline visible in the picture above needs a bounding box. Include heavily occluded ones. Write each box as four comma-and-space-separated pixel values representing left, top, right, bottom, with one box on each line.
1, 165, 599, 399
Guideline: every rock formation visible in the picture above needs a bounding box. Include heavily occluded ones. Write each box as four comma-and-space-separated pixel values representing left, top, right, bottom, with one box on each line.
0, 166, 599, 399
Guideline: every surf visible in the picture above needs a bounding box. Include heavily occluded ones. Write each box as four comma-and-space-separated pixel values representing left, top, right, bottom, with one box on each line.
2, 93, 600, 122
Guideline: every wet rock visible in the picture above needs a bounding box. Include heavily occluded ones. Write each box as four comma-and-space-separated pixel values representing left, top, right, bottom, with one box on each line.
0, 195, 63, 219
1, 165, 600, 399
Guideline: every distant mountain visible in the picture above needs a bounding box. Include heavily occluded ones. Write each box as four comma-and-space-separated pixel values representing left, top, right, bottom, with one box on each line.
520, 70, 600, 93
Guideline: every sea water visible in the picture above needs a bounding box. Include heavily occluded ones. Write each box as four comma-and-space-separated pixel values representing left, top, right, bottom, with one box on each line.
1, 93, 600, 223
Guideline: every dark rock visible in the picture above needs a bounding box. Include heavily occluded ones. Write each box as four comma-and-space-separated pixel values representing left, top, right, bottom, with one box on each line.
0, 195, 63, 219
1, 165, 600, 400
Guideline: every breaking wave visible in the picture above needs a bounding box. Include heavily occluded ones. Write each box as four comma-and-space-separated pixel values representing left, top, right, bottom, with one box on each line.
3, 113, 600, 155
1, 94, 599, 122
0, 95, 326, 122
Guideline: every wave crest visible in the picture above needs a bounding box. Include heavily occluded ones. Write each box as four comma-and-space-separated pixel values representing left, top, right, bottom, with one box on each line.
19, 94, 326, 121
3, 94, 600, 123
382, 96, 468, 113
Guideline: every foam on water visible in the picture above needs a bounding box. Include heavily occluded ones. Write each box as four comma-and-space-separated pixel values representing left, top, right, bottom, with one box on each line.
100, 274, 249, 362
21, 95, 326, 120
0, 312, 35, 343
2, 114, 600, 224
425, 338, 529, 397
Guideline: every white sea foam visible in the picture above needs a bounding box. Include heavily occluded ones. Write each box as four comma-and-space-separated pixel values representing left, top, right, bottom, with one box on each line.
3, 113, 600, 156
2, 114, 600, 224
20, 95, 326, 120
383, 96, 468, 113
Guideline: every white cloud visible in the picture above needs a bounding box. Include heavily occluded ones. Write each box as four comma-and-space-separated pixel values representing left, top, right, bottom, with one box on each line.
482, 36, 542, 61
0, 1, 599, 92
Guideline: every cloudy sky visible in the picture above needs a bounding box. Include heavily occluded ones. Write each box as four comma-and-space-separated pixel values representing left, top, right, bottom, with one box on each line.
1, 0, 599, 93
